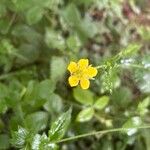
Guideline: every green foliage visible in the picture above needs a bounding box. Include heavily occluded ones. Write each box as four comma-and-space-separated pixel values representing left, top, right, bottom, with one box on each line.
76, 107, 94, 122
137, 97, 150, 116
50, 57, 66, 82
73, 87, 94, 105
122, 117, 143, 136
0, 0, 150, 149
11, 127, 29, 148
11, 109, 71, 149
24, 111, 49, 133
44, 94, 63, 114
118, 44, 141, 58
49, 108, 72, 142
0, 134, 10, 149
94, 96, 109, 110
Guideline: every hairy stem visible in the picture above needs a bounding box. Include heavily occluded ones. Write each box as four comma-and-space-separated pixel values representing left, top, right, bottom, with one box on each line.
56, 125, 150, 143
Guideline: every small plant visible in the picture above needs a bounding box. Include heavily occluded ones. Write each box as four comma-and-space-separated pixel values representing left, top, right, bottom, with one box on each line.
0, 0, 150, 149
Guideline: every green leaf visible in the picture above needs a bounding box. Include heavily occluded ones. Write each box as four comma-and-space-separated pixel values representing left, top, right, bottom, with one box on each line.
32, 134, 43, 150
32, 134, 59, 150
26, 6, 43, 25
39, 79, 56, 100
138, 26, 150, 41
12, 25, 41, 43
73, 87, 94, 105
62, 4, 81, 27
49, 108, 71, 142
11, 127, 29, 148
66, 35, 81, 50
12, 0, 52, 12
137, 97, 150, 116
76, 16, 97, 42
47, 0, 62, 11
0, 134, 10, 149
94, 96, 109, 110
76, 107, 94, 122
44, 94, 63, 113
12, 0, 32, 11
23, 80, 55, 111
123, 117, 142, 132
122, 117, 142, 135
119, 44, 141, 58
50, 57, 67, 81
25, 111, 49, 133
45, 29, 65, 50
62, 4, 97, 43
111, 87, 132, 107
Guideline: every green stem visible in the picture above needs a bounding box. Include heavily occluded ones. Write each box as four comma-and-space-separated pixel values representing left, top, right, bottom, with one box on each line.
96, 65, 106, 69
121, 64, 150, 70
56, 125, 150, 143
5, 13, 16, 33
0, 72, 18, 80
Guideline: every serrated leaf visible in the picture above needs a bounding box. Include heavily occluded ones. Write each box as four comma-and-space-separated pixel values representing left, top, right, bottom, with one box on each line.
137, 97, 150, 116
94, 96, 109, 110
49, 108, 71, 142
73, 87, 94, 105
11, 127, 29, 148
32, 134, 59, 150
76, 107, 94, 122
45, 29, 65, 50
119, 44, 141, 58
32, 134, 41, 150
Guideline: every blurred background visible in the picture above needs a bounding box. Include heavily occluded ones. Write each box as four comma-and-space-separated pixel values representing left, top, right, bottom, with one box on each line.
0, 0, 150, 149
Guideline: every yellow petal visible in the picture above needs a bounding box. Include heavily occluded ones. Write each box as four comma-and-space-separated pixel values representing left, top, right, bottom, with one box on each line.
80, 78, 90, 89
67, 61, 78, 73
87, 66, 98, 78
68, 76, 79, 87
78, 59, 89, 69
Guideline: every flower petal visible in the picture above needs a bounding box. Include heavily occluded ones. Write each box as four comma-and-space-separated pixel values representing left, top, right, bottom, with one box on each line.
87, 66, 98, 78
80, 78, 90, 89
68, 76, 79, 87
67, 61, 78, 73
78, 59, 89, 69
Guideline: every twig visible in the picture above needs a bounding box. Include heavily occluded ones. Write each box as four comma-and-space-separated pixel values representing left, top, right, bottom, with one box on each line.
56, 125, 150, 143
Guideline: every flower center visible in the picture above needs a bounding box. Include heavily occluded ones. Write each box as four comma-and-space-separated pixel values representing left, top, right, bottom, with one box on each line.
72, 68, 88, 79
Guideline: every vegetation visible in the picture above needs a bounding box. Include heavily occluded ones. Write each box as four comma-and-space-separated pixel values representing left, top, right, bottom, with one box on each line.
0, 0, 150, 149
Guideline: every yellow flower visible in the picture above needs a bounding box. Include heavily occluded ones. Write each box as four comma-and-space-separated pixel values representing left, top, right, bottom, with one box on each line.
67, 59, 98, 89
